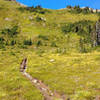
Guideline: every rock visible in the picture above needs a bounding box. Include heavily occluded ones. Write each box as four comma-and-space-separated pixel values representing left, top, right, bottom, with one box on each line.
50, 93, 53, 96
37, 83, 40, 85
43, 23, 46, 27
29, 16, 33, 20
5, 18, 11, 21
49, 59, 55, 62
41, 17, 46, 22
41, 87, 47, 91
95, 95, 100, 100
33, 79, 38, 83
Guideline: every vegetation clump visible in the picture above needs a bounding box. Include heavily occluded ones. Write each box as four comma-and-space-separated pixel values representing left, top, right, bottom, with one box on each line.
23, 39, 32, 46
61, 20, 96, 52
1, 25, 19, 37
18, 5, 48, 14
67, 5, 93, 14
38, 35, 49, 40
0, 0, 100, 99
61, 20, 94, 41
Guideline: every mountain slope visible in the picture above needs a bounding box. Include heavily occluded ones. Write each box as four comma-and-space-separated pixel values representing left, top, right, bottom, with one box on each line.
0, 0, 100, 100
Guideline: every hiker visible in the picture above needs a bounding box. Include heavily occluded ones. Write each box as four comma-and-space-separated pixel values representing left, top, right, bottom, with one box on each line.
20, 58, 27, 72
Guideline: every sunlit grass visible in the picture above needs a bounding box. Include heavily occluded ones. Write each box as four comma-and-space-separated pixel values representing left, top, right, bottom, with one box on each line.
0, 50, 44, 100
27, 51, 100, 99
0, 0, 100, 99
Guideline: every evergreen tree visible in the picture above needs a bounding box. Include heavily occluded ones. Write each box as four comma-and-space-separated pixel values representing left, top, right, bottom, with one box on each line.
96, 18, 100, 45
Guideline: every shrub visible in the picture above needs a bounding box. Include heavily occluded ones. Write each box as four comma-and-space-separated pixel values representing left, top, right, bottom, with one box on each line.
36, 16, 42, 22
18, 7, 26, 12
18, 6, 35, 12
0, 44, 5, 49
10, 51, 15, 56
51, 42, 57, 47
66, 5, 72, 9
68, 6, 92, 14
0, 37, 5, 49
1, 25, 19, 37
56, 48, 67, 54
0, 37, 4, 42
72, 90, 93, 100
23, 39, 32, 46
18, 5, 47, 14
36, 49, 45, 56
19, 45, 28, 49
38, 35, 48, 40
61, 24, 74, 34
10, 26, 19, 36
79, 38, 92, 53
1, 29, 10, 35
35, 5, 42, 9
61, 20, 93, 36
72, 5, 82, 14
36, 16, 46, 22
10, 40, 16, 46
61, 20, 95, 50
90, 8, 93, 13
5, 40, 9, 46
73, 5, 80, 9
96, 9, 98, 13
82, 7, 90, 14
36, 40, 42, 46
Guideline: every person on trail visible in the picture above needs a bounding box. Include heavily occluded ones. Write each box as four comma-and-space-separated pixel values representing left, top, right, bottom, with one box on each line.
20, 58, 27, 72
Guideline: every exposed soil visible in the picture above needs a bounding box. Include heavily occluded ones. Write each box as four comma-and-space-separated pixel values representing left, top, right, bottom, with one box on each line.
22, 71, 66, 100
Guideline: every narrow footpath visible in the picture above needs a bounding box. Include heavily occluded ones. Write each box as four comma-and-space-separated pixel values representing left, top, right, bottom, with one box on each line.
20, 58, 67, 100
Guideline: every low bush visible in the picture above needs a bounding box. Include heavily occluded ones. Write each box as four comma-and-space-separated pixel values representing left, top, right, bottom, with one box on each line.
36, 40, 42, 46
0, 37, 4, 43
61, 20, 95, 51
1, 25, 19, 37
23, 39, 32, 46
82, 7, 90, 14
79, 38, 92, 53
51, 42, 57, 47
10, 40, 16, 46
61, 20, 93, 37
0, 37, 5, 49
72, 90, 93, 100
68, 6, 92, 14
36, 16, 42, 22
18, 5, 49, 14
61, 23, 74, 33
38, 35, 48, 40
66, 5, 72, 9
56, 48, 67, 54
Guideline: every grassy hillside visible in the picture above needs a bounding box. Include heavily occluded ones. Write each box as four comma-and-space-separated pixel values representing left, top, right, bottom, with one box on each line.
0, 0, 100, 100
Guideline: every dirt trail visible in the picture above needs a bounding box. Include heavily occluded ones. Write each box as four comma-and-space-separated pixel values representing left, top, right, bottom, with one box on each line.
20, 58, 67, 100
22, 71, 66, 100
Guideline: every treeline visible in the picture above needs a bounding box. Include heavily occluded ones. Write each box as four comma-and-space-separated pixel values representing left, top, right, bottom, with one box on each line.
61, 20, 98, 52
0, 25, 49, 49
66, 5, 99, 14
18, 5, 50, 14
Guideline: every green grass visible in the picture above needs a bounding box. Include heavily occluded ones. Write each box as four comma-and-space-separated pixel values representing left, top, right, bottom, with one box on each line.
26, 51, 100, 99
1, 48, 99, 100
0, 0, 100, 99
0, 49, 44, 100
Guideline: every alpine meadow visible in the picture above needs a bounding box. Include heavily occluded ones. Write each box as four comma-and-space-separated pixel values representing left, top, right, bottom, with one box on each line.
0, 0, 100, 100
